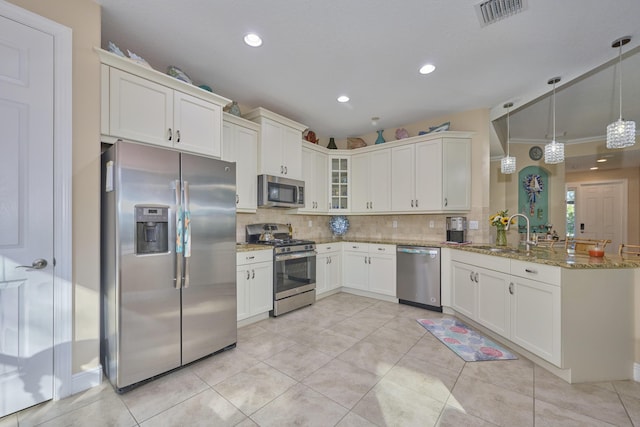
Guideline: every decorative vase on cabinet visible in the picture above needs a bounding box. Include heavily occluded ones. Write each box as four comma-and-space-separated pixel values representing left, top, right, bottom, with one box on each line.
375, 130, 385, 144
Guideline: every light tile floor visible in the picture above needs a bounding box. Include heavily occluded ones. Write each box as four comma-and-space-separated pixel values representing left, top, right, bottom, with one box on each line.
3, 292, 639, 426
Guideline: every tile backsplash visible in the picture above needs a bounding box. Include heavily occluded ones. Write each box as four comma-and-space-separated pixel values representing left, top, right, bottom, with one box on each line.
237, 209, 489, 243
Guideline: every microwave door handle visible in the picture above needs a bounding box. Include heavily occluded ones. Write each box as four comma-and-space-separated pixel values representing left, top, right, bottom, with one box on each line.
183, 180, 191, 288
174, 180, 183, 289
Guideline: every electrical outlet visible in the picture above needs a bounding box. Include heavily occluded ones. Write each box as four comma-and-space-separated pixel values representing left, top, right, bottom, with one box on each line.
429, 220, 435, 228
392, 220, 398, 228
469, 220, 479, 230
308, 220, 313, 227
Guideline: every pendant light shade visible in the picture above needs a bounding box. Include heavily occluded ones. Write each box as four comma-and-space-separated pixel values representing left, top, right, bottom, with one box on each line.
607, 36, 636, 149
501, 102, 516, 174
544, 77, 564, 164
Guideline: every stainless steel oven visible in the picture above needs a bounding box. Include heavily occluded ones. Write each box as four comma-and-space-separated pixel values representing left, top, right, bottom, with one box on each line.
273, 243, 316, 316
246, 223, 316, 316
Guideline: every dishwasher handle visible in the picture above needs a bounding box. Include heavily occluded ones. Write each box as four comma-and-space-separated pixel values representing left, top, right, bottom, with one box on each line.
397, 246, 439, 256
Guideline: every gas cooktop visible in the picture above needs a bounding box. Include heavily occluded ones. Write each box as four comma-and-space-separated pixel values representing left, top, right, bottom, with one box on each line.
245, 223, 315, 248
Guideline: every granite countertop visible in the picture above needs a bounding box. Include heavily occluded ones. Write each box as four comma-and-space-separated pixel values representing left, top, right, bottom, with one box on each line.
311, 237, 640, 269
236, 243, 273, 252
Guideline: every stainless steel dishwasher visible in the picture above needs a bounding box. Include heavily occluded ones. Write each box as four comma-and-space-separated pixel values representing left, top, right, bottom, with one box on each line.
396, 246, 441, 312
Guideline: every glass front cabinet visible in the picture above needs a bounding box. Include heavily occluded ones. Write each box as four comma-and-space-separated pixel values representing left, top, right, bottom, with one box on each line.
329, 156, 350, 212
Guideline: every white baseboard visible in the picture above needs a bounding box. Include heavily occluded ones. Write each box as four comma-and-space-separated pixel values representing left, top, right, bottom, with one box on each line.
635, 362, 640, 382
70, 365, 102, 396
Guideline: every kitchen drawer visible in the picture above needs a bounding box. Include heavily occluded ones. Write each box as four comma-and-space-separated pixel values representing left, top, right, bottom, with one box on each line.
316, 243, 341, 254
451, 249, 510, 273
370, 244, 395, 254
237, 249, 273, 265
510, 259, 561, 286
343, 242, 368, 253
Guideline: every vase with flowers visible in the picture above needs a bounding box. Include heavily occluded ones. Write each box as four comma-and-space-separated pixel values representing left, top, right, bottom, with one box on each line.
489, 209, 514, 246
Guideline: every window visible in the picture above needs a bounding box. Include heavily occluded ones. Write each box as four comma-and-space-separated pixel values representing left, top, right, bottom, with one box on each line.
566, 188, 576, 238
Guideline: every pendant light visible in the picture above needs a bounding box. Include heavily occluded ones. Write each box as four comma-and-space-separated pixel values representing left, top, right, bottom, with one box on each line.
544, 77, 564, 164
607, 36, 636, 149
501, 102, 516, 174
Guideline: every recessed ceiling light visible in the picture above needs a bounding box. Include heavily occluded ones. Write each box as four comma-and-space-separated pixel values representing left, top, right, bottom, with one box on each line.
419, 64, 436, 75
244, 33, 262, 47
596, 158, 607, 163
337, 95, 350, 103
590, 166, 599, 170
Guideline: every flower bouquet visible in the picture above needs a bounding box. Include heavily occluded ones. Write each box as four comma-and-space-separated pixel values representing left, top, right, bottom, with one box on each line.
489, 210, 514, 246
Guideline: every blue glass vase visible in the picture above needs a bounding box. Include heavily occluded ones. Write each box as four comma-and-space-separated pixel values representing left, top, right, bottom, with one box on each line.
375, 130, 385, 144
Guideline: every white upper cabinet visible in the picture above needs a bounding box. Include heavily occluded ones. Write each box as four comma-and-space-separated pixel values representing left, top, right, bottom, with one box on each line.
98, 50, 230, 158
222, 113, 259, 212
391, 134, 471, 212
351, 150, 391, 213
442, 137, 471, 211
244, 107, 307, 180
300, 144, 328, 213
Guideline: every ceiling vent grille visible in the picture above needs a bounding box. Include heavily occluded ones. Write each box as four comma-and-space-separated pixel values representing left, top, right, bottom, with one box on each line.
475, 0, 528, 26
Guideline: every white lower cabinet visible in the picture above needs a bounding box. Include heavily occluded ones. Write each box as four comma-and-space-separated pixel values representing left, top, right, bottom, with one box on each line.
343, 243, 396, 297
236, 250, 273, 321
316, 243, 341, 296
509, 276, 561, 366
450, 251, 559, 364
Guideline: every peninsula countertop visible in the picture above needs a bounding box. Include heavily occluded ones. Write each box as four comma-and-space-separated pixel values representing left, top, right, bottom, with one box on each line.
309, 237, 640, 269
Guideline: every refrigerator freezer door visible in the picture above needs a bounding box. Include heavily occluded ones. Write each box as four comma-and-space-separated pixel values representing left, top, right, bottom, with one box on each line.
107, 142, 182, 389
180, 153, 237, 364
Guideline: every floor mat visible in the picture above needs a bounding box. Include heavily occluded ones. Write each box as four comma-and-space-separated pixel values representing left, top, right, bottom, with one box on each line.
417, 318, 517, 361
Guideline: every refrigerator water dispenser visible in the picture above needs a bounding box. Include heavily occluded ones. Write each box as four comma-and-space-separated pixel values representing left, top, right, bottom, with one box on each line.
135, 205, 169, 254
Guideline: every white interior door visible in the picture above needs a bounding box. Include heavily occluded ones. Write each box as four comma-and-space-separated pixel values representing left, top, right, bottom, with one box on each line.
575, 181, 626, 253
0, 14, 55, 416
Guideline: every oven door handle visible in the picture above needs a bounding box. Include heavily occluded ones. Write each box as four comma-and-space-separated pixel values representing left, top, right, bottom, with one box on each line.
275, 251, 316, 261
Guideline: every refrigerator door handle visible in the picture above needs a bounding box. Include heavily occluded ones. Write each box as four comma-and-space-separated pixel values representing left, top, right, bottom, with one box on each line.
174, 180, 183, 289
183, 180, 191, 288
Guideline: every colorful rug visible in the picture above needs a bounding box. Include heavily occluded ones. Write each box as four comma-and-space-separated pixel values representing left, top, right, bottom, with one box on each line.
417, 318, 517, 362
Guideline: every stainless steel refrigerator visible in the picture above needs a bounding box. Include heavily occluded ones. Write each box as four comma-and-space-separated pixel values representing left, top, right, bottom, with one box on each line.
100, 141, 237, 392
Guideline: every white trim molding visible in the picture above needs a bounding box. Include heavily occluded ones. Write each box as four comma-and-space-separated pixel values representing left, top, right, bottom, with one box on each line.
72, 365, 103, 395
635, 362, 640, 382
0, 0, 74, 400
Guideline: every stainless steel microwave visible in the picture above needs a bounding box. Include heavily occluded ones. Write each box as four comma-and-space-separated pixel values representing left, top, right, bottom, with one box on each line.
258, 174, 305, 208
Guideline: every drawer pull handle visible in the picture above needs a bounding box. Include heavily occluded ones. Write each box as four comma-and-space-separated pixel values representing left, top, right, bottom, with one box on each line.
525, 268, 537, 274
247, 256, 255, 260
509, 282, 514, 295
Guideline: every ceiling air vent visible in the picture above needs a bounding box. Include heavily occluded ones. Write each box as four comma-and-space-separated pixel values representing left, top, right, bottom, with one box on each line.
475, 0, 528, 27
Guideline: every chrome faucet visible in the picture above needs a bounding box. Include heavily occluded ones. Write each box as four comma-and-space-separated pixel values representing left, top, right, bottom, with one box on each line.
506, 213, 537, 252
